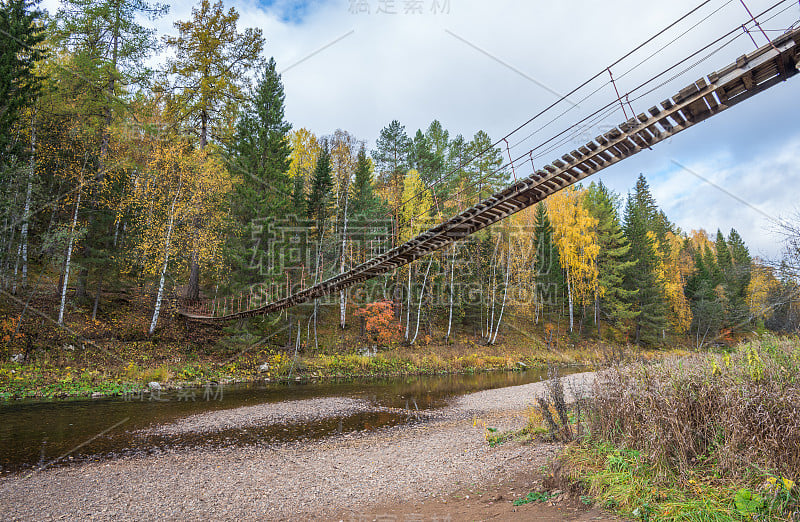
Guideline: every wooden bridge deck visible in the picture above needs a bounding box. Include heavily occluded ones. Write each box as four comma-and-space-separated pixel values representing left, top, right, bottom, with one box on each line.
180, 27, 800, 322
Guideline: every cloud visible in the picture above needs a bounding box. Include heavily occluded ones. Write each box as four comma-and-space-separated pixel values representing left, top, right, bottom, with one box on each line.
650, 135, 800, 259
40, 0, 800, 257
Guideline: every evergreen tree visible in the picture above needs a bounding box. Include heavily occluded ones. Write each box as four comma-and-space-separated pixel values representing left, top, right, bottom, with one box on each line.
229, 57, 292, 286
715, 230, 732, 273
623, 180, 668, 345
231, 58, 292, 217
424, 120, 448, 199
726, 228, 752, 327
306, 139, 333, 236
350, 144, 380, 217
372, 120, 410, 195
0, 0, 45, 159
291, 172, 306, 218
686, 244, 725, 346
349, 143, 385, 264
469, 130, 506, 201
584, 181, 637, 333
372, 120, 411, 244
532, 202, 564, 320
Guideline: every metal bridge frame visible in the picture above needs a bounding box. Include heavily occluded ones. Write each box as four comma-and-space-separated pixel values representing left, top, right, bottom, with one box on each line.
181, 27, 800, 322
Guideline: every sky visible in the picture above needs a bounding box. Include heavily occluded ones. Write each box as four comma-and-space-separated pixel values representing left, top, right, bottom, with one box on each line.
41, 0, 800, 258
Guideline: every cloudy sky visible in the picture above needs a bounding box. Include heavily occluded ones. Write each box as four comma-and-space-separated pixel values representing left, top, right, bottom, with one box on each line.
43, 0, 800, 258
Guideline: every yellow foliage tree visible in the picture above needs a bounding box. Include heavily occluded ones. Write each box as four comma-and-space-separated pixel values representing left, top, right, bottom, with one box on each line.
288, 128, 320, 190
650, 231, 693, 333
123, 141, 233, 332
547, 186, 599, 332
747, 260, 780, 320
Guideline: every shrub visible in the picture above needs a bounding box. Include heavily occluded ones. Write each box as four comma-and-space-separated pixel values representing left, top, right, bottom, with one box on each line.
585, 335, 800, 478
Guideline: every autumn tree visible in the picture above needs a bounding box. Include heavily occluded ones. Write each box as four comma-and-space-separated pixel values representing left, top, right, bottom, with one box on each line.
123, 141, 232, 333
54, 0, 167, 305
163, 0, 263, 299
548, 186, 599, 333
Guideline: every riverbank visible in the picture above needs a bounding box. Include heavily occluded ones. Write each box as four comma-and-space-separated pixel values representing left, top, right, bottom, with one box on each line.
0, 290, 692, 400
0, 371, 618, 521
0, 334, 684, 400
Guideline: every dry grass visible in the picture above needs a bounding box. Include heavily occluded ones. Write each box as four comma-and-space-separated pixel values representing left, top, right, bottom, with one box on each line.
586, 334, 800, 479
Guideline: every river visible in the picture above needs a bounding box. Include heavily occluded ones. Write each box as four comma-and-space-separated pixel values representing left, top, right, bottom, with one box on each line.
0, 367, 584, 474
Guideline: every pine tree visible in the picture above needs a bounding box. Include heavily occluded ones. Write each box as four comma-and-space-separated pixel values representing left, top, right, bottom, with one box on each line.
584, 181, 637, 334
351, 144, 382, 219
623, 183, 667, 345
715, 230, 732, 273
532, 202, 564, 322
686, 244, 725, 347
726, 228, 752, 327
469, 130, 506, 201
0, 0, 45, 159
229, 57, 292, 286
306, 139, 333, 236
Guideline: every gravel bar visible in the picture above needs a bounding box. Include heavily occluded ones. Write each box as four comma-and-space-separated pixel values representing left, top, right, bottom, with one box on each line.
0, 371, 596, 521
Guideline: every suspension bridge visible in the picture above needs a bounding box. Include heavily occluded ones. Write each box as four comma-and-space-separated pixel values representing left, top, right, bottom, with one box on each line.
178, 18, 800, 323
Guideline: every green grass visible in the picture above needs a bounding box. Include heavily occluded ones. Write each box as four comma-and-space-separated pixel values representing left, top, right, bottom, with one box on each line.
564, 441, 799, 521
513, 490, 553, 506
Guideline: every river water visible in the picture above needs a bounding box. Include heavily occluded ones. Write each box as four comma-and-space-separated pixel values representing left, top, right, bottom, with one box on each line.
0, 368, 583, 474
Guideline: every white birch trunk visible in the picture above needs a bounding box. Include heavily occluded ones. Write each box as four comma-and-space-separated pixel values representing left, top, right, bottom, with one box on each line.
487, 236, 500, 340
12, 243, 21, 295
411, 257, 433, 345
58, 177, 84, 325
21, 116, 35, 289
149, 183, 181, 335
566, 265, 574, 333
446, 244, 456, 343
490, 249, 511, 345
405, 263, 412, 340
339, 190, 349, 329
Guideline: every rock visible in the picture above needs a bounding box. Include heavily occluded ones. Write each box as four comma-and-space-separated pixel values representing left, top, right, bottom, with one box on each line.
258, 363, 270, 373
10, 353, 24, 363
148, 381, 161, 391
91, 392, 104, 399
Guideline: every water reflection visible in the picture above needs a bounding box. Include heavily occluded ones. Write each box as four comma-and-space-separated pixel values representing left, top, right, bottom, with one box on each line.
0, 367, 581, 473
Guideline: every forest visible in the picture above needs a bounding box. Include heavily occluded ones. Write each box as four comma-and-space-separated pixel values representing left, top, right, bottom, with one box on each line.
2, 0, 799, 378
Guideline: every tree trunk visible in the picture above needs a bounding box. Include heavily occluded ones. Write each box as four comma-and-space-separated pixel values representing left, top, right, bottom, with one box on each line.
446, 244, 455, 343
595, 295, 601, 338
187, 255, 200, 300
405, 263, 412, 341
411, 257, 433, 345
339, 187, 349, 329
490, 248, 511, 345
59, 177, 83, 325
21, 114, 35, 289
566, 266, 574, 333
149, 182, 181, 335
487, 236, 500, 341
91, 273, 103, 321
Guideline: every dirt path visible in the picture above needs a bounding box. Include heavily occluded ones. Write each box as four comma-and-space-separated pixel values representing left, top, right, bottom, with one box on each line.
0, 371, 620, 521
